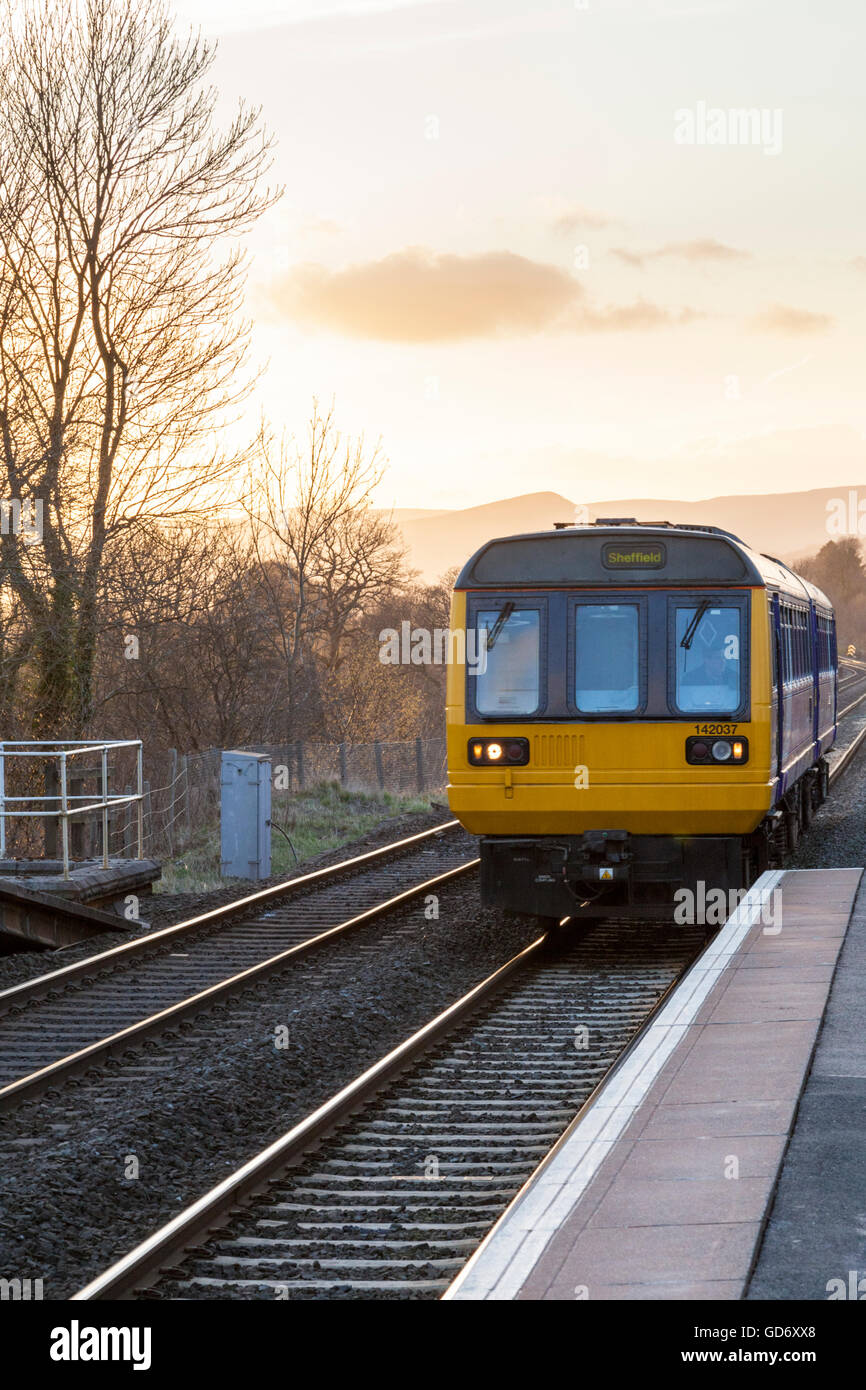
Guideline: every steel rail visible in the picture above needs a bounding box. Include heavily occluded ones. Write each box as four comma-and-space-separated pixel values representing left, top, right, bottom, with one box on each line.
828, 724, 866, 784
68, 690, 866, 1300
72, 913, 710, 1301
72, 930, 548, 1300
0, 819, 460, 1015
837, 685, 866, 721
0, 857, 478, 1112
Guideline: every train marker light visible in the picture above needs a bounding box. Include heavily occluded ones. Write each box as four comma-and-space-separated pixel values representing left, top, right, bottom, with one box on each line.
468, 737, 529, 766
732, 740, 745, 760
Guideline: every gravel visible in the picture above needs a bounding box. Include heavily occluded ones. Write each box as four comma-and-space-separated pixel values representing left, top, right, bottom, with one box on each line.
0, 805, 455, 993
2, 719, 864, 1300
788, 721, 866, 870
0, 871, 545, 1298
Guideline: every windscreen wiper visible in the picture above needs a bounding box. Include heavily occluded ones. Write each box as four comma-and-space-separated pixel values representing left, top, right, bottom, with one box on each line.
485, 600, 515, 651
680, 599, 711, 650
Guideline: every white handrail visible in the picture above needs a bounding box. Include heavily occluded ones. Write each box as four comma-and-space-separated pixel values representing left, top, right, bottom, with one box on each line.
0, 739, 143, 877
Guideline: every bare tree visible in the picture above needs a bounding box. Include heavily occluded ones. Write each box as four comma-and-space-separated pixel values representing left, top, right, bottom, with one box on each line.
315, 507, 408, 675
96, 520, 282, 751
799, 538, 866, 651
0, 0, 278, 735
245, 400, 407, 740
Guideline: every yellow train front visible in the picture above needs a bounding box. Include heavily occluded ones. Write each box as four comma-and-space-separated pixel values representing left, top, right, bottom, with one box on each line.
446, 520, 837, 918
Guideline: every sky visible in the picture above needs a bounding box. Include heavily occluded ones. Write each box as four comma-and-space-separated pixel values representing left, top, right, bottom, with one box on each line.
168, 0, 866, 511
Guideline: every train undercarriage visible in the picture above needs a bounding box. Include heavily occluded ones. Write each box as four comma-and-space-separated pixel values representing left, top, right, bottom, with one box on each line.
479, 758, 830, 920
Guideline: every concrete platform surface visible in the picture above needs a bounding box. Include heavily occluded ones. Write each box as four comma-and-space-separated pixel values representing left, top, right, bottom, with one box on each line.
445, 867, 862, 1301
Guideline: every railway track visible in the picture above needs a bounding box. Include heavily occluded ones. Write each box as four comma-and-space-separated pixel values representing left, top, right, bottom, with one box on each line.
67, 695, 866, 1303
0, 821, 474, 1108
73, 915, 708, 1301
6, 676, 865, 1299
836, 658, 866, 709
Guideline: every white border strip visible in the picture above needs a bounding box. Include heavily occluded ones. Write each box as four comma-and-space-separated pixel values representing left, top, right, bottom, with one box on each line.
444, 870, 784, 1301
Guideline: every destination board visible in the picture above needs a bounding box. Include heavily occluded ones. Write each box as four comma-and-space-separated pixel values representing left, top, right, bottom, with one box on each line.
601, 541, 666, 569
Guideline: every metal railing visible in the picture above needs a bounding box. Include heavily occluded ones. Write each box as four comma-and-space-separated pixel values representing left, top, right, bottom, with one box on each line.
0, 740, 143, 877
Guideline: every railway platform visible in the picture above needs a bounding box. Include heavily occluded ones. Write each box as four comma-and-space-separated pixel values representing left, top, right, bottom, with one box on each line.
446, 866, 864, 1301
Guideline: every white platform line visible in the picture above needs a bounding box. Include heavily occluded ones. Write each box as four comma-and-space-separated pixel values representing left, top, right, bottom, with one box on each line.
443, 870, 785, 1301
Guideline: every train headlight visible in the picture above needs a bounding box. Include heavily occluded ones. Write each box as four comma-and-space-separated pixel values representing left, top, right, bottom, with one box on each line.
685, 735, 748, 765
468, 737, 529, 766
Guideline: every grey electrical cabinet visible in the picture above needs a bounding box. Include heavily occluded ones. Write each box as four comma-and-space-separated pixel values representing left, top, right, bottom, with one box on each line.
220, 750, 271, 879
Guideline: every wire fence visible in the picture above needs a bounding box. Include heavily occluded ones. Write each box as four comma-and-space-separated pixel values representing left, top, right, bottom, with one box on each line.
131, 736, 447, 863
0, 735, 447, 867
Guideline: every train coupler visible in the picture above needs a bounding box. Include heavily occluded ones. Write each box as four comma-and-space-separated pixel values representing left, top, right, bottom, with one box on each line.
573, 828, 632, 885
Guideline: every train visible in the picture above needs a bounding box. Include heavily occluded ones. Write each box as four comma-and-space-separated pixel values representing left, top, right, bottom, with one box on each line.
445, 519, 837, 918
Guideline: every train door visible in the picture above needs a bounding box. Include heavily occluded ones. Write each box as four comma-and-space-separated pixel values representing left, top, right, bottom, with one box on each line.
809, 602, 820, 756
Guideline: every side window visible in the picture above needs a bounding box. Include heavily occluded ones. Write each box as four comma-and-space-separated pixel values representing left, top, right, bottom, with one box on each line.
574, 604, 640, 712
473, 607, 541, 716
674, 604, 742, 714
801, 613, 808, 677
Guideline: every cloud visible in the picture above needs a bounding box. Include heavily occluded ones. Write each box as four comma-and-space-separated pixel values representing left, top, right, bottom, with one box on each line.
299, 217, 344, 239
264, 247, 701, 341
569, 301, 705, 332
551, 204, 616, 235
612, 238, 750, 269
748, 303, 834, 335
851, 256, 866, 272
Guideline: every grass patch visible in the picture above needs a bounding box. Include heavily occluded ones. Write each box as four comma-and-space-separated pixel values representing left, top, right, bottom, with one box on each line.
155, 781, 436, 896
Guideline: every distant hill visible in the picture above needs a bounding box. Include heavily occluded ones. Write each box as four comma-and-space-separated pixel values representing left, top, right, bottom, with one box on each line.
383, 485, 865, 582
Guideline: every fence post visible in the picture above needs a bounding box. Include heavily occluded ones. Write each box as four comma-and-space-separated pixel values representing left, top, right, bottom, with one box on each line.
415, 737, 425, 793
295, 740, 304, 789
122, 785, 133, 858
143, 779, 152, 858
374, 741, 385, 790
166, 749, 177, 857
182, 755, 191, 845
339, 742, 347, 786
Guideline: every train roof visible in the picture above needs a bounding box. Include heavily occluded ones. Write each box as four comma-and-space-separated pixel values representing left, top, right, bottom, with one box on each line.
454, 521, 834, 609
